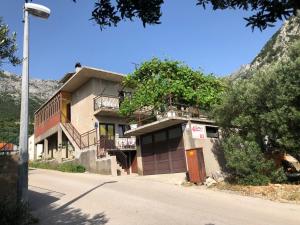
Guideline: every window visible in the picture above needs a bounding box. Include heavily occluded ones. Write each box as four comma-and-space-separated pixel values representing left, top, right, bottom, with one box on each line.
206, 126, 219, 138
118, 124, 130, 137
118, 91, 132, 104
99, 124, 115, 140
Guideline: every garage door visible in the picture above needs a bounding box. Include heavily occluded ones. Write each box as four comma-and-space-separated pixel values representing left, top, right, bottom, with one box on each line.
141, 125, 186, 175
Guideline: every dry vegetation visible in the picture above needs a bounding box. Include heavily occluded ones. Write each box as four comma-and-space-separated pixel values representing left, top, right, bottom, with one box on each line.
211, 182, 300, 204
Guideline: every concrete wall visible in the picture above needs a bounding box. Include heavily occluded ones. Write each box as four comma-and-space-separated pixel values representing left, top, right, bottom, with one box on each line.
135, 137, 144, 175
182, 122, 225, 176
71, 78, 127, 134
29, 135, 43, 161
76, 149, 118, 175
71, 79, 97, 133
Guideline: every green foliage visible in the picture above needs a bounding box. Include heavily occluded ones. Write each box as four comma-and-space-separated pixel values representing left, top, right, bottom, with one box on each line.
214, 40, 300, 156
0, 17, 20, 68
0, 90, 43, 144
198, 1, 300, 30
119, 58, 225, 117
29, 161, 86, 173
222, 134, 287, 185
57, 162, 86, 173
70, 0, 299, 30
214, 40, 300, 184
0, 198, 38, 225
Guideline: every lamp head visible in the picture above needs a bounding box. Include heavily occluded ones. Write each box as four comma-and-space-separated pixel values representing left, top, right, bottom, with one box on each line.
24, 3, 50, 19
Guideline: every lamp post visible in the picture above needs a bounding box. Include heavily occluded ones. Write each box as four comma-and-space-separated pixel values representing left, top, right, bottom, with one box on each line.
18, 3, 50, 202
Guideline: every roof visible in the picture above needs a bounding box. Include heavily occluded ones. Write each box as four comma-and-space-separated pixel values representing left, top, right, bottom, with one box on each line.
58, 72, 75, 84
124, 116, 215, 136
35, 66, 126, 114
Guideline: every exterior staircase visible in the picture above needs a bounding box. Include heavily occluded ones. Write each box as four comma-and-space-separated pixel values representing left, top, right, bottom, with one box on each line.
60, 121, 128, 176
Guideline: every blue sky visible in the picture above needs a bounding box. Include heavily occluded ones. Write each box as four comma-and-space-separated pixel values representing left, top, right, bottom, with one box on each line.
1, 0, 282, 80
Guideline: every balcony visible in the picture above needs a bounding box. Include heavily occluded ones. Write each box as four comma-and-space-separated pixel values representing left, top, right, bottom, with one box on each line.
98, 136, 136, 151
94, 95, 120, 116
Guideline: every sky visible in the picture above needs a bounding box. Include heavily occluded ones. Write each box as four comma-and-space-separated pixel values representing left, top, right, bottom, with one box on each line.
0, 0, 283, 80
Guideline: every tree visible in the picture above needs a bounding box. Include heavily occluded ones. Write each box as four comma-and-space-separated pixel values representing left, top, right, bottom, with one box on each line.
213, 40, 300, 184
221, 134, 286, 185
69, 0, 300, 30
215, 40, 300, 156
0, 18, 20, 68
119, 58, 225, 117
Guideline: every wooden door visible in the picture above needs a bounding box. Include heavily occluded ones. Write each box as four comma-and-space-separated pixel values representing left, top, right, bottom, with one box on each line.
131, 151, 138, 173
186, 148, 206, 183
141, 125, 186, 175
66, 103, 71, 121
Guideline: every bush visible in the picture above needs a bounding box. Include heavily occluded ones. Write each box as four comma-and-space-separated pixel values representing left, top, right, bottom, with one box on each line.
57, 163, 85, 173
222, 134, 287, 185
29, 161, 85, 173
0, 199, 38, 225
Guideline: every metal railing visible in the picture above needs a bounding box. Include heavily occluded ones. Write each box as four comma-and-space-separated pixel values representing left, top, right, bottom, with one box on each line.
96, 137, 129, 170
130, 103, 207, 126
97, 136, 136, 151
108, 149, 128, 171
61, 113, 97, 149
115, 137, 136, 150
94, 95, 120, 111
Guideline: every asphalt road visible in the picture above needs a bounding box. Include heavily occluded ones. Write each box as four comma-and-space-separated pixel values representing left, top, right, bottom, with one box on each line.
29, 169, 300, 225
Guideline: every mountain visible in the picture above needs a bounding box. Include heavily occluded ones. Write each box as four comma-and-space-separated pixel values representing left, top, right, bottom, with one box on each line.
230, 16, 300, 80
0, 71, 59, 143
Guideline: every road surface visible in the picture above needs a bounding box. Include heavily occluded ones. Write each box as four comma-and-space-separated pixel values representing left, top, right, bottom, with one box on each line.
29, 169, 300, 225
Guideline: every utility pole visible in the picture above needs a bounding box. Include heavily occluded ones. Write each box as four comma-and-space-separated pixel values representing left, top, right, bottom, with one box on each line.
18, 8, 29, 203
18, 3, 50, 203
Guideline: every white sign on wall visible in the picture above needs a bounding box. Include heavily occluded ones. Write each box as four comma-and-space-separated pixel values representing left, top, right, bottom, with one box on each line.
191, 123, 206, 139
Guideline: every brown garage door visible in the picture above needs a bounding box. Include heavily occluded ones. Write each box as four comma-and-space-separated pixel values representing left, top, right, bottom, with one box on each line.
141, 125, 186, 175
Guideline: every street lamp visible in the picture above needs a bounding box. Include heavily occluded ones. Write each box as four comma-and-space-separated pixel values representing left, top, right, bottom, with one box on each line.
19, 2, 50, 202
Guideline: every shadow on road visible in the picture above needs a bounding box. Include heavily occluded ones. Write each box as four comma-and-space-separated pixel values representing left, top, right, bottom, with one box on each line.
29, 181, 117, 225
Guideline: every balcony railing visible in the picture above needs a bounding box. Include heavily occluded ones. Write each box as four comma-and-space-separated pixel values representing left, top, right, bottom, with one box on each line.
98, 136, 136, 152
94, 95, 119, 111
131, 103, 209, 127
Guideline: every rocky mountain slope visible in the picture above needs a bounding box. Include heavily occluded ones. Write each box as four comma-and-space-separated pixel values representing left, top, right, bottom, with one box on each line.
0, 71, 59, 101
230, 16, 300, 80
0, 71, 59, 142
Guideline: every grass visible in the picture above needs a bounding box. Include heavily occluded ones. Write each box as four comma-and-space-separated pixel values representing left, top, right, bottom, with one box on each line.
29, 161, 85, 173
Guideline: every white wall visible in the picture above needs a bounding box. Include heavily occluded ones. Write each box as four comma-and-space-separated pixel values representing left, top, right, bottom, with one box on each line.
29, 135, 43, 161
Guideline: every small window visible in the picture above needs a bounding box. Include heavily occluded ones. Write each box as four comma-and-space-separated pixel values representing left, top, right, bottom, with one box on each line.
206, 126, 219, 138
142, 135, 152, 145
168, 127, 182, 139
119, 91, 132, 104
154, 131, 167, 143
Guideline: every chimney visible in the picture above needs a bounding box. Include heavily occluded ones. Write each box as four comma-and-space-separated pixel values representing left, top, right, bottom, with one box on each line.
75, 62, 81, 73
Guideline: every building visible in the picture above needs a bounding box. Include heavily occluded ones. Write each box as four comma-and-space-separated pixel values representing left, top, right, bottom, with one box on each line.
125, 106, 224, 180
28, 134, 43, 160
34, 64, 223, 179
33, 65, 137, 175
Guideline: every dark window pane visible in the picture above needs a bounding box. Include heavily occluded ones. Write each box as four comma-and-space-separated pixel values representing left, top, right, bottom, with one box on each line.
206, 126, 219, 138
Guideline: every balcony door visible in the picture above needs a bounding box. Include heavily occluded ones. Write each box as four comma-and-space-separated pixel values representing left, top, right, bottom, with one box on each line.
99, 124, 115, 149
